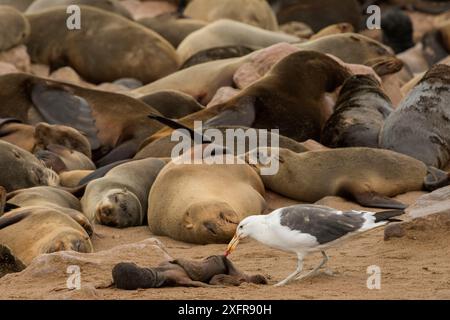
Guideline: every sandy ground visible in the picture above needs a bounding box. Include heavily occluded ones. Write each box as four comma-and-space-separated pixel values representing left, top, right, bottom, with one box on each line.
1, 191, 449, 300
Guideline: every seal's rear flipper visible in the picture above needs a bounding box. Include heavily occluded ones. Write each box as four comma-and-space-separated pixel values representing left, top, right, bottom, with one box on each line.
148, 114, 211, 143
30, 82, 101, 150
424, 166, 450, 191
367, 56, 404, 77
0, 244, 26, 278
112, 262, 166, 290
353, 192, 407, 210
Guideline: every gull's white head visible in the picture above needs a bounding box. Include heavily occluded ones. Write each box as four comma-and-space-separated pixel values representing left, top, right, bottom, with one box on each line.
225, 215, 263, 256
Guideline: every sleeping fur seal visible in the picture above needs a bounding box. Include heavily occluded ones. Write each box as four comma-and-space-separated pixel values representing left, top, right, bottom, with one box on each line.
248, 147, 449, 209
0, 140, 59, 192
0, 207, 93, 265
26, 6, 179, 84
147, 154, 266, 244
380, 64, 450, 169
81, 158, 166, 227
321, 74, 393, 148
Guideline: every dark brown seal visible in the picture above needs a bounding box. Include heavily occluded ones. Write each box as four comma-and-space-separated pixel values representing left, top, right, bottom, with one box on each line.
112, 255, 267, 289
321, 74, 393, 148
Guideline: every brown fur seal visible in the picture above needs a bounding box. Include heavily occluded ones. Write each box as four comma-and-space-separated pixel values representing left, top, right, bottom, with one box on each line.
26, 0, 133, 19
184, 0, 278, 31
113, 255, 267, 289
148, 51, 351, 143
0, 140, 59, 192
271, 0, 362, 32
26, 6, 179, 84
0, 5, 30, 51
147, 154, 266, 244
0, 207, 93, 265
321, 74, 393, 148
138, 15, 206, 48
0, 73, 164, 166
248, 147, 449, 209
177, 19, 298, 64
139, 90, 204, 119
380, 64, 450, 169
81, 158, 166, 228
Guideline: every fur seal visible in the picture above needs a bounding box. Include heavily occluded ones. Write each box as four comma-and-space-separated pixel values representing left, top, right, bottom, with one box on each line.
380, 64, 450, 169
148, 51, 351, 143
0, 244, 26, 278
177, 19, 298, 64
26, 6, 179, 84
138, 15, 206, 48
0, 140, 59, 192
113, 255, 267, 289
0, 5, 30, 51
139, 90, 204, 119
81, 158, 166, 227
0, 207, 93, 265
147, 154, 266, 244
0, 73, 164, 166
184, 0, 278, 31
25, 0, 133, 19
271, 0, 362, 32
59, 170, 93, 188
321, 74, 393, 148
249, 147, 448, 209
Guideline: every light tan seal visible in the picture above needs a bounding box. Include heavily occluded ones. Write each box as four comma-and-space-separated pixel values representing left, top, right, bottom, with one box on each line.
26, 6, 179, 84
81, 158, 166, 228
248, 147, 448, 209
0, 207, 93, 265
184, 0, 278, 31
147, 154, 266, 244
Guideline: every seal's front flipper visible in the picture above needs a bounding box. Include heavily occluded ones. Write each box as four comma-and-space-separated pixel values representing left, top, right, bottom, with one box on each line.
0, 244, 26, 278
424, 166, 450, 191
0, 186, 6, 216
204, 96, 256, 128
352, 192, 407, 210
30, 82, 101, 150
0, 211, 31, 230
148, 114, 211, 143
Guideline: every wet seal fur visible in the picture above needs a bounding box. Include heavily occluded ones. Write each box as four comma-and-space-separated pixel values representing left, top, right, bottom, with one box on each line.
321, 74, 393, 148
380, 64, 450, 169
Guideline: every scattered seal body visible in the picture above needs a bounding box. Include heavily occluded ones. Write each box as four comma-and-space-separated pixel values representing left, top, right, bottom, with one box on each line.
380, 64, 450, 169
81, 158, 166, 227
321, 75, 393, 148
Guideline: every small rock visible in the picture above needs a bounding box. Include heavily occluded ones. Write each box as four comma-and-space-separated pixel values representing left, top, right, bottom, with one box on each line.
384, 223, 406, 241
0, 45, 30, 72
0, 61, 18, 75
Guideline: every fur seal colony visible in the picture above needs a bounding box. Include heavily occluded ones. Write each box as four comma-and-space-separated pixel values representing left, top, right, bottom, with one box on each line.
0, 0, 450, 296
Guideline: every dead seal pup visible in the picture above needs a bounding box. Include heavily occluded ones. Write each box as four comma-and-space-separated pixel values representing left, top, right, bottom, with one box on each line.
380, 64, 450, 169
321, 74, 393, 148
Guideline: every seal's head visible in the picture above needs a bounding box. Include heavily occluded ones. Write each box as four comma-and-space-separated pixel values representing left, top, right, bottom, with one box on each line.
182, 200, 240, 244
43, 231, 92, 254
95, 189, 143, 228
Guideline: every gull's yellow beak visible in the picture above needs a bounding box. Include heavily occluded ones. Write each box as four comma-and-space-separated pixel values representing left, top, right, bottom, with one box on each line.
225, 233, 241, 257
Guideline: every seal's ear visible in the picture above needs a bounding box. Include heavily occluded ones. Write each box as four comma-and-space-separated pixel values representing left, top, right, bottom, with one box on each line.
424, 166, 450, 191
366, 57, 404, 77
30, 81, 101, 150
